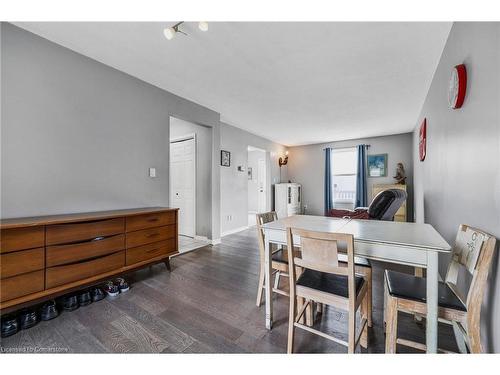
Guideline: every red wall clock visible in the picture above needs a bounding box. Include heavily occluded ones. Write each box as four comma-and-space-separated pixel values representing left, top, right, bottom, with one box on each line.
419, 118, 426, 161
448, 64, 467, 109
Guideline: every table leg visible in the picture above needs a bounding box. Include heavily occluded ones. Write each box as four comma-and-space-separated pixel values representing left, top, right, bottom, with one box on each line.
426, 251, 439, 353
265, 237, 273, 330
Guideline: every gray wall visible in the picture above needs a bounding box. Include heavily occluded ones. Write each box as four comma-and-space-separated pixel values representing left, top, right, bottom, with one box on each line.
287, 133, 414, 218
1, 23, 221, 239
170, 117, 212, 239
220, 122, 287, 235
412, 22, 500, 352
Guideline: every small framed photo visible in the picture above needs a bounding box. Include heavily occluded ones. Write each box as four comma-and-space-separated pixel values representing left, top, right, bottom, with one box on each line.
367, 154, 387, 177
221, 150, 231, 167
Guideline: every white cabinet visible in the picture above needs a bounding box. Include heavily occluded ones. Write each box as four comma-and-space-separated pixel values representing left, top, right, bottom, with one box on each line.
274, 183, 302, 218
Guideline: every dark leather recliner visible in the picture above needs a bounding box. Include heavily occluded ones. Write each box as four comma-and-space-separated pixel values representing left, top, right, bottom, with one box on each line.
327, 188, 407, 221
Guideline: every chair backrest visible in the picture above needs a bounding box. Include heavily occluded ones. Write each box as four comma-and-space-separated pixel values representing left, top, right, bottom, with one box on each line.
367, 188, 407, 221
255, 212, 278, 261
445, 225, 497, 320
286, 228, 357, 303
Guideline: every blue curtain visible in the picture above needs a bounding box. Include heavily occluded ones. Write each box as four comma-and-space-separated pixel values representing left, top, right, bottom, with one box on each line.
324, 148, 334, 214
355, 144, 368, 208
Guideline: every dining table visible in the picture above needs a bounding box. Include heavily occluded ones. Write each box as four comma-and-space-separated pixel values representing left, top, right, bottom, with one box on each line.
261, 215, 451, 353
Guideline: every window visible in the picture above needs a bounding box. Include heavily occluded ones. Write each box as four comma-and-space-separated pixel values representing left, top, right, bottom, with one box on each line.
331, 148, 357, 209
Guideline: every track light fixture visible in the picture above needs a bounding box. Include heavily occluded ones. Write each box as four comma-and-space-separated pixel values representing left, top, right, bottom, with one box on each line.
198, 21, 209, 32
163, 21, 208, 41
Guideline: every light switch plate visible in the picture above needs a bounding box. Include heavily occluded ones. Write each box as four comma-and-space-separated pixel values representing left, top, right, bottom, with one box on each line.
149, 167, 156, 178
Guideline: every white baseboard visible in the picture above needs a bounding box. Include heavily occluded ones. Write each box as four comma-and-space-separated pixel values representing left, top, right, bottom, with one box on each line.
194, 235, 209, 242
193, 235, 221, 245
221, 226, 249, 237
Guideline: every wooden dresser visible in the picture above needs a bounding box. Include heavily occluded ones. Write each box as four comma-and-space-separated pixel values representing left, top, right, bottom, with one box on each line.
371, 184, 407, 222
0, 207, 178, 312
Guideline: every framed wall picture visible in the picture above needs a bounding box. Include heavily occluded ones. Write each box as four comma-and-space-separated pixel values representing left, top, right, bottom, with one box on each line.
221, 150, 231, 167
367, 154, 387, 177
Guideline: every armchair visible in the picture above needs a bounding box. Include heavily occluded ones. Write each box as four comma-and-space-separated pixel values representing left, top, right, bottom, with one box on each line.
327, 189, 407, 221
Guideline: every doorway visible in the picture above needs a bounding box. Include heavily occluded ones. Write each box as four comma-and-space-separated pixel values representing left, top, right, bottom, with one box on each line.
247, 146, 267, 226
170, 135, 196, 238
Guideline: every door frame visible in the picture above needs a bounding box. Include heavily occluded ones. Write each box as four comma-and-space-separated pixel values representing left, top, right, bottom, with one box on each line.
169, 133, 197, 238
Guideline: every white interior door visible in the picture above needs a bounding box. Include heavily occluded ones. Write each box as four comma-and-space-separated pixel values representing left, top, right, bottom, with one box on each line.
257, 158, 266, 212
170, 138, 196, 237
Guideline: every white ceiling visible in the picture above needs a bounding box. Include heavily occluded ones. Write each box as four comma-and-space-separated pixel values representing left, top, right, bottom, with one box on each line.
14, 22, 451, 146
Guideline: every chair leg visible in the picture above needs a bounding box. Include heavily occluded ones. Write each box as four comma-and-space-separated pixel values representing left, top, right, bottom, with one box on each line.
305, 299, 313, 326
297, 297, 305, 324
274, 271, 281, 291
452, 321, 468, 354
414, 267, 424, 277
287, 295, 296, 353
383, 276, 388, 333
360, 294, 369, 349
413, 267, 424, 323
468, 320, 482, 353
385, 294, 398, 353
256, 264, 265, 307
316, 302, 323, 315
348, 305, 356, 353
366, 267, 373, 327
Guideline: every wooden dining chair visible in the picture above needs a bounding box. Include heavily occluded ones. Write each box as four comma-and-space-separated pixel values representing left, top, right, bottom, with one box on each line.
384, 224, 497, 353
256, 212, 299, 306
286, 228, 369, 353
256, 212, 373, 328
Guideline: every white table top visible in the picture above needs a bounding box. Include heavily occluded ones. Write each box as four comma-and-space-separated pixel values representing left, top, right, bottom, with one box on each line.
262, 215, 349, 233
262, 215, 451, 252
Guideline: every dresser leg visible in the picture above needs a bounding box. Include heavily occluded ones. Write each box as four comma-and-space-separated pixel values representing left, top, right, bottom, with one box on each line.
164, 259, 171, 271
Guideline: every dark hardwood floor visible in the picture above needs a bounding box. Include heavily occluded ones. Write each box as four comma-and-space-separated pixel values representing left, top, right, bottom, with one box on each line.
0, 228, 459, 353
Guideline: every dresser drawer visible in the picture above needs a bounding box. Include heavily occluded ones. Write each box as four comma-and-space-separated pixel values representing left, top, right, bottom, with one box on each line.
0, 270, 45, 303
1, 247, 45, 279
126, 211, 176, 232
46, 218, 125, 246
126, 225, 175, 248
0, 227, 45, 253
46, 234, 125, 267
46, 251, 125, 289
126, 239, 177, 265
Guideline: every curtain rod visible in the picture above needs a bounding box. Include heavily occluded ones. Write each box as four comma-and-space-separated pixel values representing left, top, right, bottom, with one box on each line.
322, 144, 370, 151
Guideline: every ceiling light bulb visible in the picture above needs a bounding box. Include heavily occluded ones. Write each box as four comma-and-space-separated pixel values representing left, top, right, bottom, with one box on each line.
198, 22, 208, 32
163, 27, 176, 40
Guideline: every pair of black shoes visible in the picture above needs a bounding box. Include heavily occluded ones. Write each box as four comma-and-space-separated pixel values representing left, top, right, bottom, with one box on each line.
8, 308, 39, 333
82, 287, 105, 304
58, 287, 105, 312
2, 310, 40, 337
2, 309, 43, 337
19, 300, 58, 328
1, 300, 59, 337
76, 287, 104, 305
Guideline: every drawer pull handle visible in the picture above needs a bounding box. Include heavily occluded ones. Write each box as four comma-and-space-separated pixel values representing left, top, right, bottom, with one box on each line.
147, 218, 159, 222
147, 233, 159, 238
145, 248, 160, 253
92, 236, 105, 242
